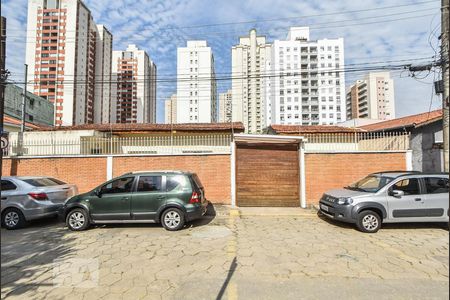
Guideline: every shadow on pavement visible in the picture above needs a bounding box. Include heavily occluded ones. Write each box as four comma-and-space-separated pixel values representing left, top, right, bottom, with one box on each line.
216, 257, 237, 300
1, 216, 75, 299
317, 211, 449, 231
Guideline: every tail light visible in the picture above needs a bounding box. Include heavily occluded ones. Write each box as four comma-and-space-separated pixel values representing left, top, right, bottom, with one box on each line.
28, 192, 48, 201
189, 191, 200, 204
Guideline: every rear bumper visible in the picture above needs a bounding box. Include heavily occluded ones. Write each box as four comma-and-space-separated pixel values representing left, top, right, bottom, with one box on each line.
24, 204, 63, 221
185, 203, 207, 222
319, 200, 355, 223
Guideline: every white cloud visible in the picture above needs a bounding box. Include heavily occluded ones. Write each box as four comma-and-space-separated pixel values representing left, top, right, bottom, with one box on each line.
2, 0, 443, 122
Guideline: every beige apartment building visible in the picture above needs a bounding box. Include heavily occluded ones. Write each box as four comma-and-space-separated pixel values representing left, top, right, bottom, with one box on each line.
219, 90, 232, 123
231, 29, 271, 133
165, 94, 177, 124
346, 72, 395, 120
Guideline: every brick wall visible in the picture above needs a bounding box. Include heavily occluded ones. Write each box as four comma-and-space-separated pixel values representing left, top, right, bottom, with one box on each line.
305, 152, 407, 206
2, 152, 407, 207
1, 154, 231, 204
2, 157, 107, 194
112, 155, 230, 204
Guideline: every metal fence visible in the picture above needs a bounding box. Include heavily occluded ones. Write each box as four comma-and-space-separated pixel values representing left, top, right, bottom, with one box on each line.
3, 134, 233, 156
304, 131, 410, 152
2, 131, 410, 157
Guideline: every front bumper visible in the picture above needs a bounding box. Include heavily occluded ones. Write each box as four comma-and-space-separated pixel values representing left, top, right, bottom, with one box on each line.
319, 200, 355, 223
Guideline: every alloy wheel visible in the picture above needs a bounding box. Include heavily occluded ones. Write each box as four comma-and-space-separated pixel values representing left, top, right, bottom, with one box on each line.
5, 211, 19, 228
362, 214, 378, 231
69, 212, 85, 230
164, 211, 181, 229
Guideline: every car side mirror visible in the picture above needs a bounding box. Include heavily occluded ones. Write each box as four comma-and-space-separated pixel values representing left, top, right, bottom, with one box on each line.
95, 189, 102, 198
390, 190, 404, 198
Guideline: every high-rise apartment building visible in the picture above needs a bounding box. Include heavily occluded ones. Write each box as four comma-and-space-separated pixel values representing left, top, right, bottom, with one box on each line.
94, 25, 113, 124
266, 27, 345, 126
111, 45, 157, 123
165, 94, 177, 124
176, 41, 217, 123
346, 72, 395, 120
219, 90, 232, 123
231, 29, 271, 133
25, 0, 113, 126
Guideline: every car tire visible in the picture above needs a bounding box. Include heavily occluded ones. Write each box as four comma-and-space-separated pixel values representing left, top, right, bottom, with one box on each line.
161, 208, 185, 231
66, 208, 90, 231
1, 208, 26, 230
356, 210, 381, 233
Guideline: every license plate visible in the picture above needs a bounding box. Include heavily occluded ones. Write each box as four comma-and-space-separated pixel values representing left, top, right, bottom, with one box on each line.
320, 204, 329, 212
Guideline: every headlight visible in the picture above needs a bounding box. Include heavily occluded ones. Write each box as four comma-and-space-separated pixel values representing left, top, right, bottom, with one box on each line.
337, 197, 353, 205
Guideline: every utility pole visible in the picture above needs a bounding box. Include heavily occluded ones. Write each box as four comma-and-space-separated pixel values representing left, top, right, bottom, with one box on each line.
442, 0, 449, 172
18, 64, 28, 155
21, 64, 28, 133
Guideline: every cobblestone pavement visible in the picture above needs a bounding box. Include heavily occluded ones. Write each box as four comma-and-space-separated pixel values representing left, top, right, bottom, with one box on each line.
1, 207, 448, 300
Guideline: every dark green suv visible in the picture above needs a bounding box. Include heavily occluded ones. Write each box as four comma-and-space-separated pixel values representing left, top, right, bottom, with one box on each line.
61, 171, 208, 231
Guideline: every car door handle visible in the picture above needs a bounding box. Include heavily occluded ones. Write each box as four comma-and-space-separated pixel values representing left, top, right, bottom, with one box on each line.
121, 197, 129, 201
415, 198, 422, 201
1, 197, 7, 200
156, 196, 164, 200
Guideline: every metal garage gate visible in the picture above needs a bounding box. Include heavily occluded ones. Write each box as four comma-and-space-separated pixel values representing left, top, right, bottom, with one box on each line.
235, 142, 300, 207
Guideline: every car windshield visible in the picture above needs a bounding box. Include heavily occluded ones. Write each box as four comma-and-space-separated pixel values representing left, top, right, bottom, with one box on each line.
23, 177, 67, 187
345, 175, 393, 193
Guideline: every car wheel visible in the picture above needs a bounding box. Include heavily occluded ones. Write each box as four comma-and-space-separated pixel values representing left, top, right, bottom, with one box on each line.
356, 210, 381, 233
66, 208, 90, 231
1, 208, 26, 230
161, 208, 185, 231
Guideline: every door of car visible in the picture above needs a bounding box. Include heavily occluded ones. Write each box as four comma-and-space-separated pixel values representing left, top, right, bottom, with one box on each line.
386, 177, 427, 222
1, 180, 20, 209
131, 175, 166, 220
421, 176, 449, 220
89, 176, 135, 220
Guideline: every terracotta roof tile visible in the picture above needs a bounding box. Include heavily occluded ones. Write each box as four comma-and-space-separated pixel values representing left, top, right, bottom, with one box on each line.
270, 124, 365, 134
36, 122, 245, 132
360, 110, 442, 132
3, 115, 40, 130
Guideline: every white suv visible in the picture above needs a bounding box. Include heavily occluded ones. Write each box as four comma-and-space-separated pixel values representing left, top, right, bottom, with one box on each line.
319, 171, 449, 233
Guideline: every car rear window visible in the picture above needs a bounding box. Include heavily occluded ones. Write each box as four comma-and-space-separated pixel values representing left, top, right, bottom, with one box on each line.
166, 175, 189, 192
23, 178, 67, 187
424, 177, 449, 194
1, 180, 17, 191
191, 174, 203, 189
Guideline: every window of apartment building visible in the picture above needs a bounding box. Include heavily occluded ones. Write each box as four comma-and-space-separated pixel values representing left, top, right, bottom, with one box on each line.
322, 105, 326, 110
329, 105, 334, 110
321, 96, 326, 102
322, 113, 326, 118
287, 97, 291, 102
328, 96, 333, 101
327, 55, 332, 59
329, 113, 334, 118
327, 46, 332, 51
294, 105, 299, 110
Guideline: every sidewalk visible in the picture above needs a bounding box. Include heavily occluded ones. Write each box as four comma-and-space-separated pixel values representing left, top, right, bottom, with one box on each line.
210, 204, 318, 217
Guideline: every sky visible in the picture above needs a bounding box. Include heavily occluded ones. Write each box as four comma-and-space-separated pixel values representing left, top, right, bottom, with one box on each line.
2, 0, 444, 123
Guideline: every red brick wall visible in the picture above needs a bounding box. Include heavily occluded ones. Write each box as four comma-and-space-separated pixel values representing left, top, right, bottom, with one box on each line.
1, 157, 107, 193
112, 155, 230, 204
2, 155, 231, 204
305, 152, 407, 206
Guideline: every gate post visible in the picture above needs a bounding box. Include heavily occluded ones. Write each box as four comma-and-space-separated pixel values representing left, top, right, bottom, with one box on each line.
230, 140, 236, 207
299, 141, 306, 208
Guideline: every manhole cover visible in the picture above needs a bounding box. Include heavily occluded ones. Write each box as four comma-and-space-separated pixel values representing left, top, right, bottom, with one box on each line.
191, 226, 232, 239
